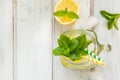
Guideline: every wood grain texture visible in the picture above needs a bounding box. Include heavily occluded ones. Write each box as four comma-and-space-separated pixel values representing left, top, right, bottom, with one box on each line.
90, 0, 120, 80
15, 0, 52, 80
0, 0, 13, 80
0, 0, 120, 80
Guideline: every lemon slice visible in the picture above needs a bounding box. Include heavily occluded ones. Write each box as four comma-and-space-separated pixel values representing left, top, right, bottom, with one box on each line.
54, 0, 79, 24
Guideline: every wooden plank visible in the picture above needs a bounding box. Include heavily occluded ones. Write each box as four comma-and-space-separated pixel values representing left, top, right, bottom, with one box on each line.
16, 0, 52, 80
0, 0, 13, 80
52, 0, 91, 80
112, 0, 120, 80
90, 0, 120, 80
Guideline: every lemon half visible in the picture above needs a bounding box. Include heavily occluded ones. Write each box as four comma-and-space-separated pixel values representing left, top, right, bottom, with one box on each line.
54, 0, 79, 24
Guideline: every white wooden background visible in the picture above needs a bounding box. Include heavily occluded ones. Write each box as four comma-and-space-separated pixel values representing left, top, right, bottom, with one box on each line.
0, 0, 120, 80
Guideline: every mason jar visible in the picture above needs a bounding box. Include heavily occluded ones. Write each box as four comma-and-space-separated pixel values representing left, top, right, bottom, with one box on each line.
61, 29, 104, 69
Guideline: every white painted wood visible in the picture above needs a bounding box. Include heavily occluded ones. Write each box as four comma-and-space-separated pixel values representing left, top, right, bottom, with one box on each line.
0, 0, 13, 80
90, 0, 120, 80
16, 0, 52, 80
0, 0, 120, 80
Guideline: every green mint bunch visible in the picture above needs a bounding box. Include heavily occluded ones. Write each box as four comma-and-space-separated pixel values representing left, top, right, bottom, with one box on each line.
100, 10, 120, 30
53, 8, 79, 19
52, 34, 92, 61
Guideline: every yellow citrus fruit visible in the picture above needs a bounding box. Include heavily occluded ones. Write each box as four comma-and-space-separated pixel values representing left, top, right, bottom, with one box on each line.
54, 0, 79, 24
63, 56, 82, 63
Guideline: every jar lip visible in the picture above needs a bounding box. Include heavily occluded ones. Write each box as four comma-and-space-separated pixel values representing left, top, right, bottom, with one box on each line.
62, 29, 96, 41
62, 29, 86, 35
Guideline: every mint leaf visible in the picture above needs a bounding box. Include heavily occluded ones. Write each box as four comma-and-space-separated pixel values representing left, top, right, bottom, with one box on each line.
65, 8, 68, 13
77, 34, 86, 49
53, 10, 67, 17
67, 11, 79, 19
58, 39, 68, 48
81, 51, 87, 55
100, 10, 114, 20
60, 34, 71, 46
108, 19, 114, 30
70, 34, 87, 57
100, 10, 120, 30
114, 18, 119, 30
77, 40, 92, 56
70, 54, 80, 60
52, 47, 70, 57
70, 38, 78, 51
62, 48, 70, 57
52, 47, 65, 56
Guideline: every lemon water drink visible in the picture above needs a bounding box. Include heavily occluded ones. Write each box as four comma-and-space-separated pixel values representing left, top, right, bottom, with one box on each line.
52, 30, 104, 69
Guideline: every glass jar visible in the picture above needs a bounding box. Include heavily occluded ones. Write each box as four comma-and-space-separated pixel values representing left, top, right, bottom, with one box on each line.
61, 29, 104, 69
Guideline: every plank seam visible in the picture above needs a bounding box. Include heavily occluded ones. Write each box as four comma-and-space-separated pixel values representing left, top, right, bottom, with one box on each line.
12, 0, 17, 80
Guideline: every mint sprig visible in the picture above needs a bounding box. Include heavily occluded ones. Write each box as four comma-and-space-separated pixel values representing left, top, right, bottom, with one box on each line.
100, 10, 120, 30
53, 8, 79, 19
52, 34, 92, 61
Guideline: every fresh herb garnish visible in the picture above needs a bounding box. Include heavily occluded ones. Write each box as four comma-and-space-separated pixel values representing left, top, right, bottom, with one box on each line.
67, 11, 79, 19
52, 34, 92, 61
53, 8, 79, 19
100, 10, 120, 30
53, 8, 67, 17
